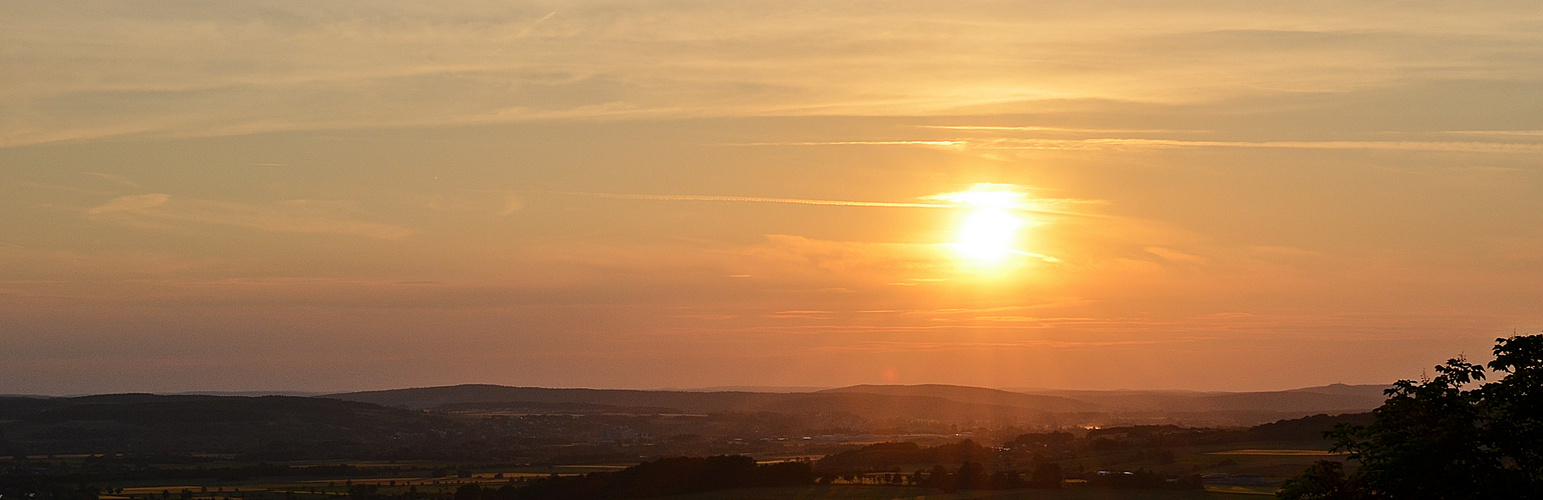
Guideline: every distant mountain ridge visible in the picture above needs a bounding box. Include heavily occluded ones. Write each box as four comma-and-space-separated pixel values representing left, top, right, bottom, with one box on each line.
1004, 383, 1389, 413
0, 383, 1393, 460
815, 384, 1101, 412
324, 384, 1070, 423
325, 382, 1389, 426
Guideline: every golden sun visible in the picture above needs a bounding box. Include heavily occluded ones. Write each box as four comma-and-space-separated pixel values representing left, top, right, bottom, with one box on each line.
955, 207, 1024, 263
928, 184, 1036, 266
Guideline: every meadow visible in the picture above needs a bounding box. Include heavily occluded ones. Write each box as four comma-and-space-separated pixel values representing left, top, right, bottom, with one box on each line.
89, 440, 1326, 500
652, 484, 1271, 499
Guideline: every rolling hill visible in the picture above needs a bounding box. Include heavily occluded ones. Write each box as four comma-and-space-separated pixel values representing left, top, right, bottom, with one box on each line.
325, 385, 1071, 423
815, 384, 1101, 412
327, 382, 1388, 426
1007, 383, 1389, 413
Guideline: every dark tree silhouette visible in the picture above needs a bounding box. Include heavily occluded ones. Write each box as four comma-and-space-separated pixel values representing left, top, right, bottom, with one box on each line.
1481, 334, 1543, 488
1028, 462, 1063, 489
954, 462, 989, 490
1277, 461, 1354, 500
453, 484, 481, 500
1280, 333, 1543, 499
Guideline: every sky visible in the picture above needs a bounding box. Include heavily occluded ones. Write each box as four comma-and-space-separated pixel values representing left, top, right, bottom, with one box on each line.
4, 1, 1543, 394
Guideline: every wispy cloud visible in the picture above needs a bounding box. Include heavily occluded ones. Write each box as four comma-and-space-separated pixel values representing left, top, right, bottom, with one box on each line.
85, 194, 412, 240
731, 137, 1543, 154
811, 338, 1209, 353
87, 193, 169, 215
7, 2, 1541, 146
973, 138, 1543, 153
517, 11, 557, 38
563, 188, 1106, 218
81, 172, 142, 188
1145, 246, 1208, 265
1438, 130, 1543, 137
915, 125, 1200, 134
724, 140, 969, 148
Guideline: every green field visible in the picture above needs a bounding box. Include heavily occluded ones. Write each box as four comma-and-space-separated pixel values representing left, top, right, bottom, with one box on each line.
92, 443, 1311, 500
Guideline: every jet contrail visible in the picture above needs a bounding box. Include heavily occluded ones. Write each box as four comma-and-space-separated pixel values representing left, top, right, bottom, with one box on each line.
565, 192, 952, 208
554, 191, 1108, 218
915, 125, 1195, 134
723, 140, 967, 147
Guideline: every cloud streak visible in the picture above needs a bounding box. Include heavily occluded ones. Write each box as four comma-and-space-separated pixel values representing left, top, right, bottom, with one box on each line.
734, 138, 1543, 154
562, 190, 1108, 219
6, 1, 1542, 146
86, 193, 169, 214
725, 140, 969, 148
85, 194, 412, 240
563, 191, 955, 209
979, 138, 1543, 153
915, 125, 1198, 134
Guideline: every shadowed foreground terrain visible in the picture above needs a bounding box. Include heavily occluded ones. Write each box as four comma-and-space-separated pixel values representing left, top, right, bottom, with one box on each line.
649, 486, 1261, 499
0, 394, 472, 459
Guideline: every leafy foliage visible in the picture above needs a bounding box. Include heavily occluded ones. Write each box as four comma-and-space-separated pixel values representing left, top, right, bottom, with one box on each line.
1280, 334, 1543, 499
1277, 461, 1354, 500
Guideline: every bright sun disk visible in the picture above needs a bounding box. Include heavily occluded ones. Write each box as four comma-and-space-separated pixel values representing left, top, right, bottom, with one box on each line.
929, 184, 1038, 266
955, 207, 1024, 263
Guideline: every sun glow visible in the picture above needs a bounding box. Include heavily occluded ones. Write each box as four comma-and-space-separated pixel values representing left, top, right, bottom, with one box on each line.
931, 184, 1036, 266
927, 184, 1030, 210
956, 207, 1024, 263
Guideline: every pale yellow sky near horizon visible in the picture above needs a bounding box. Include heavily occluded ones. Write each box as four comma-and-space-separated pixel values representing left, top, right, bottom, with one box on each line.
4, 1, 1543, 394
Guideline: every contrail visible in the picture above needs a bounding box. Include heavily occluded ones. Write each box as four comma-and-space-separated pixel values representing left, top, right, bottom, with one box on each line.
1012, 249, 1063, 263
565, 192, 952, 208
915, 125, 1195, 134
971, 137, 1543, 153
554, 191, 1108, 218
723, 140, 967, 147
518, 11, 556, 37
726, 135, 1543, 154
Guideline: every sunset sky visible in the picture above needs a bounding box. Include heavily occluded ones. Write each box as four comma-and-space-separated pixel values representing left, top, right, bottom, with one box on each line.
4, 1, 1543, 394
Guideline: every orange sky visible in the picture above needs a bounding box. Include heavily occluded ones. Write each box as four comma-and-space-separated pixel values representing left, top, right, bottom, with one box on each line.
3, 1, 1543, 394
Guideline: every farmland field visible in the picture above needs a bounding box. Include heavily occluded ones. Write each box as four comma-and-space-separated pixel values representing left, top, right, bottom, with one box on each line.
653, 484, 1272, 499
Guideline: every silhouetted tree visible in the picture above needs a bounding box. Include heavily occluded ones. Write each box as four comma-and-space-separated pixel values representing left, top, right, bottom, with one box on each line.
1281, 334, 1543, 499
1480, 334, 1543, 490
924, 464, 956, 492
1277, 461, 1354, 500
1028, 462, 1063, 488
988, 470, 1027, 489
955, 462, 989, 490
453, 484, 481, 500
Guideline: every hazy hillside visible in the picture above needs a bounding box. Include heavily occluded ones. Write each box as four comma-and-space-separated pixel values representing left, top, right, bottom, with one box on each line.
325, 385, 1066, 423
816, 384, 1101, 412
0, 394, 467, 458
1007, 383, 1389, 414
327, 383, 1387, 426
